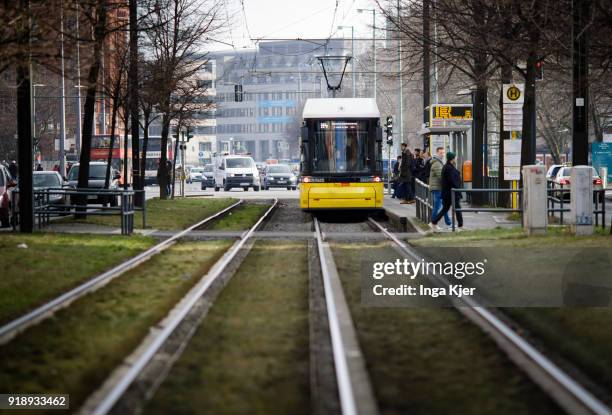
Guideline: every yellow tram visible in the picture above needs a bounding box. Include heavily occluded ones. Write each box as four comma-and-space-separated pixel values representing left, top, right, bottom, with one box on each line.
299, 98, 384, 211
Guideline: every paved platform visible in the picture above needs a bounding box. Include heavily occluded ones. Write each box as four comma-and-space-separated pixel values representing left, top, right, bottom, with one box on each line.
383, 195, 521, 232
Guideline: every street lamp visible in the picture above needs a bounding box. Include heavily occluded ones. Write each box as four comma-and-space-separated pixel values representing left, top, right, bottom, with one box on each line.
337, 25, 355, 97
357, 8, 376, 99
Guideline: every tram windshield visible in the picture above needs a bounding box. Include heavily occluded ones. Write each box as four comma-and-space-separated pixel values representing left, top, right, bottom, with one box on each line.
312, 120, 369, 173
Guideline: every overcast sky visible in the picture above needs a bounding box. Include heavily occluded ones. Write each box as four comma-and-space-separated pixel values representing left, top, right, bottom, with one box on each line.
211, 0, 385, 51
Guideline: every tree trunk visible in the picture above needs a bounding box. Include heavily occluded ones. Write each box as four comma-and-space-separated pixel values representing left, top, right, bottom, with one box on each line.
140, 111, 150, 191
16, 7, 34, 232
159, 112, 170, 199
171, 131, 180, 199
76, 0, 107, 217
105, 100, 120, 189
521, 51, 537, 172
129, 0, 142, 206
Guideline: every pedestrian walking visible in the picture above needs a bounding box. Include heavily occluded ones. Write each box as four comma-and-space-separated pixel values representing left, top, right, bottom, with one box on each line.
428, 147, 451, 227
431, 151, 463, 230
398, 143, 415, 204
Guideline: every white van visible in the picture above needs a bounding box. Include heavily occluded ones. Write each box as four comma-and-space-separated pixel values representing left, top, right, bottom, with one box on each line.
214, 155, 261, 191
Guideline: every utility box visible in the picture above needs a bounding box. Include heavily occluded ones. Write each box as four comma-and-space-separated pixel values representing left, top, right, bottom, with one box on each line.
570, 166, 593, 236
522, 165, 547, 235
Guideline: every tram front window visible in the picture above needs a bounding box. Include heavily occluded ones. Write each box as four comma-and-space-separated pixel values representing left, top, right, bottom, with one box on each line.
312, 120, 369, 173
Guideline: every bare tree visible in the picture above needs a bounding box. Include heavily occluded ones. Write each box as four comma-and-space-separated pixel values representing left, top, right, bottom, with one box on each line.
142, 0, 223, 199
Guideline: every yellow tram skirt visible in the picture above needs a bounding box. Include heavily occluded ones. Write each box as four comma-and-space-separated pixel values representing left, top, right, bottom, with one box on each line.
300, 182, 384, 210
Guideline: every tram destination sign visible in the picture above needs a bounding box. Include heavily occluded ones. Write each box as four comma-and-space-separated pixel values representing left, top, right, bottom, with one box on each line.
429, 104, 473, 128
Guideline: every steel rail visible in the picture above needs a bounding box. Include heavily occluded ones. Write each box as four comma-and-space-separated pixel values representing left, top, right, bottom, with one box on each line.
90, 199, 278, 415
0, 200, 244, 344
313, 218, 358, 415
368, 217, 612, 415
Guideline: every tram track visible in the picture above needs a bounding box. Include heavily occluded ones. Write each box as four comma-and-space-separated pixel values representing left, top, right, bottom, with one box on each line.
82, 199, 279, 415
311, 213, 612, 414
366, 217, 612, 415
0, 200, 245, 345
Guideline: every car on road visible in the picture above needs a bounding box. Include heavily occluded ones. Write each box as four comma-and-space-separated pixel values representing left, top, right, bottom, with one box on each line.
213, 155, 261, 192
200, 164, 215, 190
553, 166, 603, 201
0, 164, 16, 227
187, 167, 203, 183
263, 164, 297, 190
66, 162, 121, 206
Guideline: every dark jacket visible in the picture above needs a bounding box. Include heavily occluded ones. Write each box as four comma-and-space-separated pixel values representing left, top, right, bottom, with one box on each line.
413, 157, 425, 182
392, 160, 400, 176
441, 161, 462, 202
399, 150, 413, 183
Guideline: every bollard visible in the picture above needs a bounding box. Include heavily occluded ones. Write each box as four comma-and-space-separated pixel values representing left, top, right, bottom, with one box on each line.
570, 166, 593, 236
522, 165, 547, 235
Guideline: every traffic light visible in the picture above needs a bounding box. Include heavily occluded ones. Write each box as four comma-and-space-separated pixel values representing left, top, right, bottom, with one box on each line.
535, 60, 543, 81
385, 116, 393, 146
234, 84, 243, 102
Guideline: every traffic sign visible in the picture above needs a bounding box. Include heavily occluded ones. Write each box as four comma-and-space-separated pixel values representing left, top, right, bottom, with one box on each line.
503, 83, 525, 131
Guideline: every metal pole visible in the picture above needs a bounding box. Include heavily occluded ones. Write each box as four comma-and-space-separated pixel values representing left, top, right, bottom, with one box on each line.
372, 10, 376, 99
397, 0, 403, 151
387, 143, 391, 194
59, 0, 66, 176
351, 26, 355, 97
75, 1, 82, 155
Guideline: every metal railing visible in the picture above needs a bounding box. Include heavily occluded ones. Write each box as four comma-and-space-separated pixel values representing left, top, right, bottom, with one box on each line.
414, 179, 433, 224
451, 188, 523, 232
11, 188, 138, 235
547, 180, 606, 229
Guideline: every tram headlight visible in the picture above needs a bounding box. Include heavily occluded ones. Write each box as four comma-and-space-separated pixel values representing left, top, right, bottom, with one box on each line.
301, 176, 324, 183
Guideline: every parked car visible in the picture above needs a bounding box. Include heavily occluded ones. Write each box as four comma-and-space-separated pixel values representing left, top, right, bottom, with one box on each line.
200, 164, 215, 190
187, 167, 203, 183
546, 164, 568, 181
263, 164, 297, 190
553, 166, 603, 201
66, 162, 121, 206
0, 164, 16, 228
33, 171, 69, 211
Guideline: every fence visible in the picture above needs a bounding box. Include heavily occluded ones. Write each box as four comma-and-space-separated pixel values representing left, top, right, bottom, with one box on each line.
414, 179, 433, 224
11, 188, 140, 235
547, 180, 606, 229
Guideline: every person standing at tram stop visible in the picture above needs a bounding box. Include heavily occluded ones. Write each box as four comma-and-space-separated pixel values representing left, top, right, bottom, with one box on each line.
429, 147, 451, 227
391, 155, 401, 198
430, 151, 464, 230
398, 143, 415, 205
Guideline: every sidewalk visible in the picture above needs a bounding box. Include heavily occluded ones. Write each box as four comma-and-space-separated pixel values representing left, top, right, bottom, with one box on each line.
383, 194, 521, 233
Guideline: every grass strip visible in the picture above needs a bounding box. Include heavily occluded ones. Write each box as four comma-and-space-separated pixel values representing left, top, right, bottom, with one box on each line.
413, 226, 612, 248
206, 203, 270, 231
412, 228, 612, 396
0, 241, 232, 411
331, 242, 560, 415
59, 197, 235, 230
145, 241, 310, 415
0, 233, 154, 324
